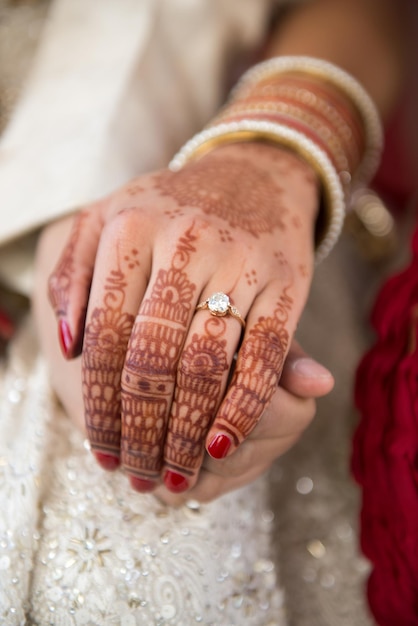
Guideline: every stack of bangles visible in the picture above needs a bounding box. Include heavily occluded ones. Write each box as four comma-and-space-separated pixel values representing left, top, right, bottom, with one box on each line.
169, 56, 383, 262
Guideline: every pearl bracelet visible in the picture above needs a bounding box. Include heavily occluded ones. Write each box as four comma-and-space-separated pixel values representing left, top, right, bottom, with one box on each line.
169, 119, 345, 263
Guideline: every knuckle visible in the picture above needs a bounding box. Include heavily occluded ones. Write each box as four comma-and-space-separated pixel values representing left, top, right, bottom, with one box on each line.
101, 210, 135, 243
182, 213, 208, 229
102, 206, 148, 246
175, 214, 219, 244
177, 353, 213, 381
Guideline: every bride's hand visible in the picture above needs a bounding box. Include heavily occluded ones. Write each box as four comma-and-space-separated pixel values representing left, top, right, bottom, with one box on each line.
47, 142, 319, 493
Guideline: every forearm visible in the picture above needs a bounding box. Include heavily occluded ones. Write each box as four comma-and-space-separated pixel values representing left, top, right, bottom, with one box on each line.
267, 0, 406, 119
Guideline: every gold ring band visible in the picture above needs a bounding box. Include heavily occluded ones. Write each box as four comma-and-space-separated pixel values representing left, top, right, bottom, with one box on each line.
195, 292, 246, 329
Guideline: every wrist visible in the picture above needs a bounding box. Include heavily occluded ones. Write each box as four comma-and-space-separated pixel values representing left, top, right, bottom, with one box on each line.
170, 56, 383, 262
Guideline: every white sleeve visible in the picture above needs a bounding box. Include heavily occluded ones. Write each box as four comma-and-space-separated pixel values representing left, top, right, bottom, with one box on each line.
0, 0, 276, 293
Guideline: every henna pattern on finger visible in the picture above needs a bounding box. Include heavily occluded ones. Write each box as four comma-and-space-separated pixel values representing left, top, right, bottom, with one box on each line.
124, 248, 140, 270
165, 316, 229, 475
48, 211, 88, 319
154, 157, 286, 237
82, 251, 137, 456
215, 287, 293, 445
245, 270, 258, 286
121, 227, 198, 479
48, 211, 91, 357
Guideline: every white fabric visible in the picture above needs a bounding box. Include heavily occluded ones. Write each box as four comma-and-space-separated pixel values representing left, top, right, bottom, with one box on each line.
0, 0, 275, 294
0, 0, 274, 247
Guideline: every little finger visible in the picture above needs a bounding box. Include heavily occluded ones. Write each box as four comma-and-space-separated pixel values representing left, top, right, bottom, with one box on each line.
206, 282, 299, 459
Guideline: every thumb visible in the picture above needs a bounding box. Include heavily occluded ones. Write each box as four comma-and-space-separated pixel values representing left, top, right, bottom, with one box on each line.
48, 207, 104, 358
280, 338, 334, 398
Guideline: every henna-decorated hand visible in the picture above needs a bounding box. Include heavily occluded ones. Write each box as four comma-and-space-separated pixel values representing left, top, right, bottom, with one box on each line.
47, 142, 319, 493
34, 248, 334, 504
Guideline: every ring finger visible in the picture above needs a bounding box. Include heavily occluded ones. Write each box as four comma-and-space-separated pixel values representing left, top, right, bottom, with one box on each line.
120, 226, 203, 489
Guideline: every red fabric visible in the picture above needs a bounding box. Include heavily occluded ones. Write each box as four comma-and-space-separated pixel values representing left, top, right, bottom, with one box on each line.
353, 11, 418, 615
0, 308, 15, 343
352, 227, 418, 625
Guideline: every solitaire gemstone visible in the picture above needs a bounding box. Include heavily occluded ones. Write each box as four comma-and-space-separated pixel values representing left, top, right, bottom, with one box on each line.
208, 292, 230, 314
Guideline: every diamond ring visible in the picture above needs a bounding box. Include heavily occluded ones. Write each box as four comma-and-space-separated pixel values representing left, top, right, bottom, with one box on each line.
195, 292, 246, 329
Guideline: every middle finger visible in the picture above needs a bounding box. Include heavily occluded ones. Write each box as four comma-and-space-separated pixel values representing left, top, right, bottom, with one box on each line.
120, 225, 201, 488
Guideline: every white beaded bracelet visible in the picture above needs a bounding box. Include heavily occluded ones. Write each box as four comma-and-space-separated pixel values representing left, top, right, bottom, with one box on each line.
232, 56, 383, 185
169, 120, 345, 263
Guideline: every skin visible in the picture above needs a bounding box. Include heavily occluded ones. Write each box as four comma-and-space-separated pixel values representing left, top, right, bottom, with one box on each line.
34, 0, 405, 498
268, 0, 406, 121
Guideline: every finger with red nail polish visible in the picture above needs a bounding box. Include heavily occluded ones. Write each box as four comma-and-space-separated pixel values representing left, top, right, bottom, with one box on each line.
94, 451, 120, 471
207, 433, 232, 459
164, 471, 189, 493
48, 210, 103, 359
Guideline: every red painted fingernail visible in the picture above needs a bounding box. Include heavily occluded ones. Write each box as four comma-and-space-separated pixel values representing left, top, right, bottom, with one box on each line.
208, 433, 231, 459
164, 471, 189, 493
58, 319, 73, 357
129, 476, 155, 492
94, 452, 120, 471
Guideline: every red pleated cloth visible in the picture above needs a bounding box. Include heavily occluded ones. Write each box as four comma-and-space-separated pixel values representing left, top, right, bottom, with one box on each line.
352, 225, 418, 625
